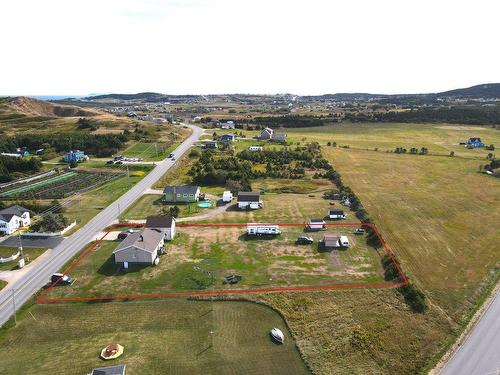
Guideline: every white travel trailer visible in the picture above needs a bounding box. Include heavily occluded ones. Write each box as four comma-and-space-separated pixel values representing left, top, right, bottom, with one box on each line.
247, 223, 281, 236
249, 146, 263, 152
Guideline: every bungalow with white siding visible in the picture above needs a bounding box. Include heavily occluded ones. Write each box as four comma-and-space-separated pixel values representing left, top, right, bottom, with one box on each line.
113, 228, 165, 266
0, 205, 31, 235
145, 215, 176, 241
237, 191, 262, 210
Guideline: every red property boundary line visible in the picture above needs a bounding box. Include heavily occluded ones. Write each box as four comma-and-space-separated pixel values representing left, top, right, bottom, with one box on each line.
36, 222, 408, 303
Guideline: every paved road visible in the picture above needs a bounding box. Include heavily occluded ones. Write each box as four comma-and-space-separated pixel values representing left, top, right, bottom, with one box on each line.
441, 288, 500, 375
0, 125, 203, 327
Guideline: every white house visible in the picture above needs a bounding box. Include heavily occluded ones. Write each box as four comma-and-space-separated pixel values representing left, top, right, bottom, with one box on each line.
0, 205, 31, 235
220, 121, 235, 129
145, 215, 176, 241
113, 228, 165, 265
237, 191, 262, 210
328, 209, 346, 220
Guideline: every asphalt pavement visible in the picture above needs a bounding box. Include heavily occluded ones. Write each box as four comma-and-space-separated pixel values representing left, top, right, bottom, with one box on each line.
440, 288, 500, 375
0, 124, 203, 327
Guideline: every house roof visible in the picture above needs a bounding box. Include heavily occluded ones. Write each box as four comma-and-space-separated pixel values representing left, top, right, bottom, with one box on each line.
329, 209, 344, 215
163, 185, 199, 195
272, 133, 287, 140
91, 365, 126, 375
145, 215, 174, 229
237, 191, 261, 202
323, 235, 340, 246
0, 205, 29, 222
261, 127, 273, 134
309, 219, 325, 224
113, 228, 164, 254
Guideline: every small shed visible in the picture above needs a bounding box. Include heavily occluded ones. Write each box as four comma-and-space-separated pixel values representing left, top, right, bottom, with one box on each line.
322, 235, 341, 248
328, 209, 346, 220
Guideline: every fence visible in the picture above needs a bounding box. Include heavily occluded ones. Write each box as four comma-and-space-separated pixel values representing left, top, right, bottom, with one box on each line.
0, 251, 20, 264
21, 221, 76, 238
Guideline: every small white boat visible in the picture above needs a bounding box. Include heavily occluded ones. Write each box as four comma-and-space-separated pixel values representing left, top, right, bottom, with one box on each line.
270, 328, 285, 344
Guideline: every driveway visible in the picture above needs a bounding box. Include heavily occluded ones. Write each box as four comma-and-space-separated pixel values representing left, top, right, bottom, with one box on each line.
0, 236, 63, 249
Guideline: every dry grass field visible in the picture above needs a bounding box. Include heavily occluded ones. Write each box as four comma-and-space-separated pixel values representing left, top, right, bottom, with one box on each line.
323, 147, 500, 318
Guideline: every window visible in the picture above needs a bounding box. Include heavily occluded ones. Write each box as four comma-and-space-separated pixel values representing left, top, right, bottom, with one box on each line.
183, 194, 188, 197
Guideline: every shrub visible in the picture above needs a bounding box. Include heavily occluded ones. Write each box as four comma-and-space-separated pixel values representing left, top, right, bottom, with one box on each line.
399, 284, 428, 313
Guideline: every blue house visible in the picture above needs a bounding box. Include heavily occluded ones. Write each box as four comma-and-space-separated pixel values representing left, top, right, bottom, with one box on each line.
465, 137, 485, 148
64, 150, 88, 163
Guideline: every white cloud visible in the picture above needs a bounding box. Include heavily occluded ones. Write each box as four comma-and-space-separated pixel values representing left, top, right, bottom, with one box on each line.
1, 0, 499, 95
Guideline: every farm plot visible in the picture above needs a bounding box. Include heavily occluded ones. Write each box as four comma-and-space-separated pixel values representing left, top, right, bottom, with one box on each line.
0, 170, 124, 199
45, 225, 385, 300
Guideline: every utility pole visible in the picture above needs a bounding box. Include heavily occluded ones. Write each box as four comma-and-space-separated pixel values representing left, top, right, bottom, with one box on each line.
17, 234, 23, 259
155, 143, 158, 157
126, 164, 130, 180
11, 289, 16, 326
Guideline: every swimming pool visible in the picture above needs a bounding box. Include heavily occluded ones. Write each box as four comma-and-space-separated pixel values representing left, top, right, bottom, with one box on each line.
197, 201, 212, 208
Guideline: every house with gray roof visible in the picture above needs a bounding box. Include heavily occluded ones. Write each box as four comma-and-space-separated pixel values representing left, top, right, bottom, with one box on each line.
163, 185, 201, 203
237, 191, 262, 210
145, 215, 176, 240
113, 228, 165, 265
0, 205, 30, 235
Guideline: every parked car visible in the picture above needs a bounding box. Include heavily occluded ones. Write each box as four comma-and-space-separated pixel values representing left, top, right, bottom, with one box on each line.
106, 160, 115, 164
117, 230, 134, 240
169, 153, 175, 158
223, 274, 242, 284
50, 273, 74, 285
296, 236, 314, 244
353, 228, 366, 235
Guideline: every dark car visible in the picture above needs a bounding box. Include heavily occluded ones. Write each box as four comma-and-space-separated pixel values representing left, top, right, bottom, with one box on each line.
51, 273, 74, 285
353, 228, 366, 235
169, 153, 175, 158
297, 236, 314, 244
117, 230, 134, 240
106, 160, 115, 164
223, 274, 243, 284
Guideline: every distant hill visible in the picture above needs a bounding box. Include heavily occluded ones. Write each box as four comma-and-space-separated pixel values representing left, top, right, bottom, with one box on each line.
436, 83, 500, 98
87, 92, 165, 101
2, 96, 98, 117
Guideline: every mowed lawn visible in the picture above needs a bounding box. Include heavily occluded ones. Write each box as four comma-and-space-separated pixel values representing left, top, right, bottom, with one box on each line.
0, 299, 309, 375
323, 147, 500, 316
122, 141, 178, 162
48, 225, 383, 300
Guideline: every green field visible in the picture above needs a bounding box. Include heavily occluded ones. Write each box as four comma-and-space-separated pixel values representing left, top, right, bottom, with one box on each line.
0, 299, 309, 375
122, 141, 179, 162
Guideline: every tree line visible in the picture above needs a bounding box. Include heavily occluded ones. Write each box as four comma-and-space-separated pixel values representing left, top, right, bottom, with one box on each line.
0, 133, 128, 158
0, 155, 42, 182
344, 106, 500, 125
